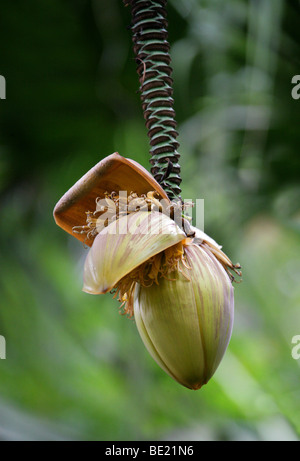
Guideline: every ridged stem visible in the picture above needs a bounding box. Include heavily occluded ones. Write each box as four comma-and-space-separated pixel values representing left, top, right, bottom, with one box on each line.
124, 0, 182, 201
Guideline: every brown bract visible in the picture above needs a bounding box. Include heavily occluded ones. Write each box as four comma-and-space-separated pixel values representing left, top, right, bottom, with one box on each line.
53, 152, 170, 246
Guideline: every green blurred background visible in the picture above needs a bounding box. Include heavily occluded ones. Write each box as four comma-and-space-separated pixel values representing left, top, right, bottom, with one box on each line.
0, 0, 300, 441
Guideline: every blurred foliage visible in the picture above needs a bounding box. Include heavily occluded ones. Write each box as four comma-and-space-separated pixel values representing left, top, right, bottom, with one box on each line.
0, 0, 299, 441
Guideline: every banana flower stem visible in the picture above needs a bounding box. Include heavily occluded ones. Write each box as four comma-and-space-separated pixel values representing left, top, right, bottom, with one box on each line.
124, 0, 182, 201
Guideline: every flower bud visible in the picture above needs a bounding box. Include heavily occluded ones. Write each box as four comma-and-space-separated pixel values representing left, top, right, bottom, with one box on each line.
133, 243, 234, 390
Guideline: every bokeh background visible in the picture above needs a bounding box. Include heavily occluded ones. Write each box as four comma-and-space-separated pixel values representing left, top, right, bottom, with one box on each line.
0, 0, 300, 441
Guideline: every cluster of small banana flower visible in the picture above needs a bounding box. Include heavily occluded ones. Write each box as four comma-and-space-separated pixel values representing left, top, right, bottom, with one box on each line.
54, 153, 241, 390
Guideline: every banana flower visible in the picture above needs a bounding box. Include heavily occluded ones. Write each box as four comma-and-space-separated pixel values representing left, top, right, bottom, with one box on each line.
54, 153, 241, 390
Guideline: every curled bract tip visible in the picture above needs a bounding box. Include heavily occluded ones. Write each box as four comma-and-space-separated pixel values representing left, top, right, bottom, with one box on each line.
83, 211, 186, 295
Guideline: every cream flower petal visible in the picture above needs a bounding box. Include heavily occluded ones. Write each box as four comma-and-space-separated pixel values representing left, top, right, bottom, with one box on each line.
83, 211, 186, 294
190, 225, 222, 249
